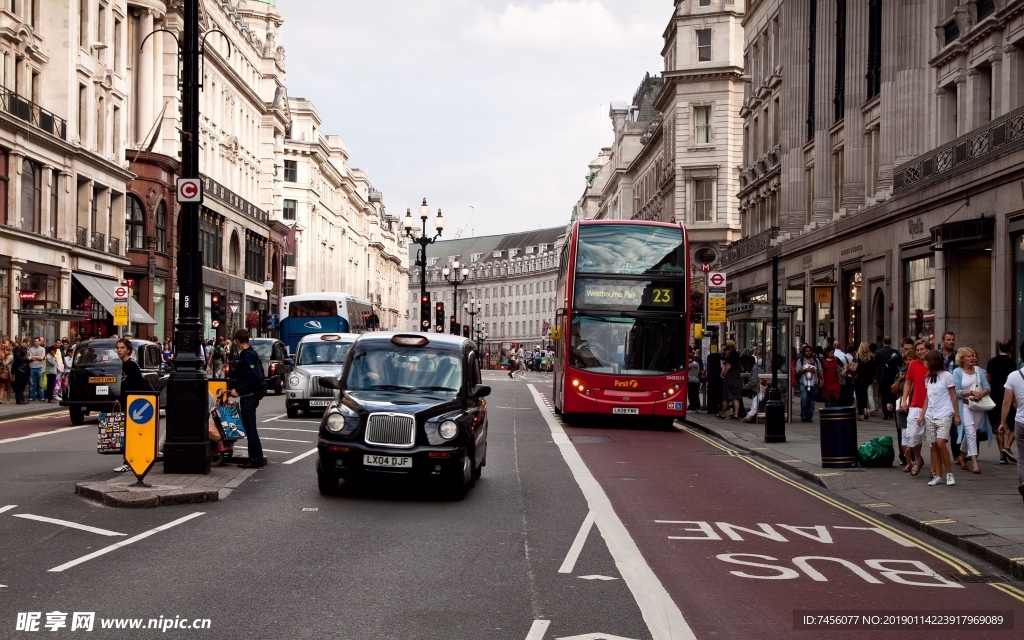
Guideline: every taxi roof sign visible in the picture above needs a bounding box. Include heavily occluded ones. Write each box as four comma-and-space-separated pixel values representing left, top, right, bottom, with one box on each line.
124, 393, 160, 484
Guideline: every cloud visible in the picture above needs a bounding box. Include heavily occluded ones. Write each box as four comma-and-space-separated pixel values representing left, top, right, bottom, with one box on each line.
466, 1, 645, 51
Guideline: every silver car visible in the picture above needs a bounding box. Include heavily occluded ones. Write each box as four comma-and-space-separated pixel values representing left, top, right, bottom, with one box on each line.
285, 332, 359, 418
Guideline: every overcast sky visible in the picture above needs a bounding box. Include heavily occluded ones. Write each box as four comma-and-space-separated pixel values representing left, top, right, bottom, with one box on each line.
278, 0, 666, 237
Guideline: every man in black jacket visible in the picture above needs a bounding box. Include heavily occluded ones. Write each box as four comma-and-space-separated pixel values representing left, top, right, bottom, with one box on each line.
229, 329, 266, 468
874, 336, 900, 419
12, 337, 30, 404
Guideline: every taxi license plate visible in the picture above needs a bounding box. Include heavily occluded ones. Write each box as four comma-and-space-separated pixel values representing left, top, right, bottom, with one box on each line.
89, 376, 117, 384
363, 455, 412, 469
95, 386, 109, 396
309, 400, 330, 407
612, 407, 639, 415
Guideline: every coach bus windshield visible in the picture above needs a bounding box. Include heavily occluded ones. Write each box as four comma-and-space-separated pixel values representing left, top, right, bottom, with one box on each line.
576, 224, 685, 275
569, 315, 688, 375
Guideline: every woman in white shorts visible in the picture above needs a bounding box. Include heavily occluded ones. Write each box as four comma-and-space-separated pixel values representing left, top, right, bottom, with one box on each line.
918, 350, 961, 486
953, 347, 992, 474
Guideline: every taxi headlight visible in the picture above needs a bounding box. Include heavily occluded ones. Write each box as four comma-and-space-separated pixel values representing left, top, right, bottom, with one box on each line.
288, 375, 300, 388
438, 420, 459, 440
325, 413, 346, 433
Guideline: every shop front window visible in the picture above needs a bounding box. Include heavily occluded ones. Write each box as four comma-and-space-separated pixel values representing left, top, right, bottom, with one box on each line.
0, 268, 8, 337
1014, 237, 1024, 360
153, 278, 166, 342
905, 255, 935, 342
844, 270, 862, 348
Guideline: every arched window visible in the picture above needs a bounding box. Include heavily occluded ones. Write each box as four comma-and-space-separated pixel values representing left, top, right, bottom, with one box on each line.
229, 231, 241, 276
155, 201, 167, 253
126, 195, 145, 250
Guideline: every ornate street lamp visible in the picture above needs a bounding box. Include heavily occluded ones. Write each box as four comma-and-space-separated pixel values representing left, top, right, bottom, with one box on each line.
442, 260, 468, 333
403, 198, 444, 331
464, 298, 481, 339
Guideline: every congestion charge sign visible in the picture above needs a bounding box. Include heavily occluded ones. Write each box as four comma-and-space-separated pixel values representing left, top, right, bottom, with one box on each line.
176, 177, 203, 203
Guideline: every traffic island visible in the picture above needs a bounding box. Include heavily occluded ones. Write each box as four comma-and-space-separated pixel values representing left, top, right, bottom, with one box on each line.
75, 462, 260, 508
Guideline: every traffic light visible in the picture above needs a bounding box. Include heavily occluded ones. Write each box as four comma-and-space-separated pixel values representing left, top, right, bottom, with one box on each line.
450, 314, 458, 335
462, 324, 470, 338
435, 302, 445, 333
420, 293, 431, 331
210, 293, 224, 328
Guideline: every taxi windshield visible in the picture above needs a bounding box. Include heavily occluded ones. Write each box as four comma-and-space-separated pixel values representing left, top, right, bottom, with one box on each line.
297, 342, 352, 366
73, 346, 119, 366
345, 346, 463, 395
250, 342, 273, 358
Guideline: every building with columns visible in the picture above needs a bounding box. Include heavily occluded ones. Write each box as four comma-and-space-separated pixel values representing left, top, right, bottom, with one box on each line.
280, 96, 408, 330
722, 0, 1024, 360
573, 0, 747, 317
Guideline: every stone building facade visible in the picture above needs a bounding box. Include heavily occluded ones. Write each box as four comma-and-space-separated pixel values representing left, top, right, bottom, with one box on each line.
723, 0, 1024, 360
406, 227, 566, 365
281, 97, 407, 330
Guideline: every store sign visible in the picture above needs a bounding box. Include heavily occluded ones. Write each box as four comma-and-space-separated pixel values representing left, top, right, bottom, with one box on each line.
18, 291, 37, 301
785, 289, 804, 306
814, 287, 832, 304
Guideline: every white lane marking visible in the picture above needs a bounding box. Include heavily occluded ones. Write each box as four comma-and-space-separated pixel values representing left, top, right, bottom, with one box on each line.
48, 512, 205, 572
556, 634, 637, 640
0, 426, 89, 445
262, 414, 286, 423
234, 448, 292, 454
261, 427, 319, 433
0, 505, 17, 514
578, 575, 619, 581
261, 437, 312, 444
558, 511, 595, 573
527, 384, 695, 640
282, 448, 318, 465
12, 514, 126, 537
834, 526, 917, 547
525, 619, 550, 640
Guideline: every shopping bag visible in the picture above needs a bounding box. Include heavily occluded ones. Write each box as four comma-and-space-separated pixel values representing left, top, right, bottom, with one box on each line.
857, 435, 895, 467
216, 405, 245, 439
96, 401, 126, 454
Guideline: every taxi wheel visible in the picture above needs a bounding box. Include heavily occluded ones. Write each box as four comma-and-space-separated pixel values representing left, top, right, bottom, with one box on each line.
448, 451, 475, 500
275, 379, 283, 395
286, 405, 299, 419
69, 407, 85, 426
317, 463, 341, 496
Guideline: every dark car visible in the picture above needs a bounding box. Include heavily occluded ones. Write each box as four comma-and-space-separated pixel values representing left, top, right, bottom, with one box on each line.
228, 338, 291, 395
316, 333, 490, 499
61, 339, 167, 425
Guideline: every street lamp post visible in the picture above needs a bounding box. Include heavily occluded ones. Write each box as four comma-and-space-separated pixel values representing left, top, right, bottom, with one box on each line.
263, 278, 274, 338
764, 244, 785, 442
442, 260, 468, 333
164, 0, 209, 474
403, 199, 444, 331
464, 298, 481, 338
474, 326, 488, 368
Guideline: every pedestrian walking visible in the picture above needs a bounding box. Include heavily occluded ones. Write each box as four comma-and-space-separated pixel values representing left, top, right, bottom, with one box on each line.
795, 344, 822, 422
997, 341, 1024, 504
901, 339, 931, 476
0, 344, 13, 403
919, 350, 960, 486
230, 329, 267, 469
890, 347, 914, 471
43, 346, 58, 403
819, 346, 842, 407
515, 345, 528, 380
739, 354, 763, 423
875, 337, 901, 420
987, 339, 1017, 465
705, 348, 722, 415
27, 337, 45, 401
952, 347, 992, 475
717, 341, 743, 419
115, 338, 152, 394
688, 347, 703, 411
852, 343, 877, 421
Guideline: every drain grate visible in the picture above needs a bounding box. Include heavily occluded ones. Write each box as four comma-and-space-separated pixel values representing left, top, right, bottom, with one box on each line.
950, 574, 1006, 584
569, 435, 614, 444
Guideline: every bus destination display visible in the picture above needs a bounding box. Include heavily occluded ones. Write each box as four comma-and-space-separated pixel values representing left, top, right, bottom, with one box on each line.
578, 281, 676, 309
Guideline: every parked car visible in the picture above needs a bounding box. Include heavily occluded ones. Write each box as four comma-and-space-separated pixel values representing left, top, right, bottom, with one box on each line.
285, 332, 359, 418
61, 339, 168, 425
228, 338, 291, 395
316, 332, 490, 499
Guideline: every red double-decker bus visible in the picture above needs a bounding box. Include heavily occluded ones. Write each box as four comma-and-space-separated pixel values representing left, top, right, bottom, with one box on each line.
551, 220, 690, 425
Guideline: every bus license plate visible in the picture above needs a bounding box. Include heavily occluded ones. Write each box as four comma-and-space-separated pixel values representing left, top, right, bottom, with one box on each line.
612, 407, 639, 415
364, 455, 412, 469
309, 400, 330, 407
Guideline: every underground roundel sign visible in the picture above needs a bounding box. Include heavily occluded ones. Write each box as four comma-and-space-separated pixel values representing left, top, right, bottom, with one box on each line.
176, 177, 203, 203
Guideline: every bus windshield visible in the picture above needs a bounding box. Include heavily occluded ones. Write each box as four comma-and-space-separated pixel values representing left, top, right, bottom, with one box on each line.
569, 315, 688, 375
576, 224, 685, 275
288, 300, 337, 317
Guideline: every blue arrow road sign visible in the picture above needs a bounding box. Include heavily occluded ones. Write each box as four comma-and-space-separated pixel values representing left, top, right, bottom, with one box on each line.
129, 398, 154, 424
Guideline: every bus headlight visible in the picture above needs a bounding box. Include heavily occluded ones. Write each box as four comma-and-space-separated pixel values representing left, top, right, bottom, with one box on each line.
439, 420, 459, 440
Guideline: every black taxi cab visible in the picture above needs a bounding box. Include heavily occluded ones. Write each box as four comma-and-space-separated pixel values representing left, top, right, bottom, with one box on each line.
61, 339, 167, 425
316, 333, 490, 499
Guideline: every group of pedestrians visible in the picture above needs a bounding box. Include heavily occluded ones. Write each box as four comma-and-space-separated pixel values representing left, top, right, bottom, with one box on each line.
0, 336, 75, 405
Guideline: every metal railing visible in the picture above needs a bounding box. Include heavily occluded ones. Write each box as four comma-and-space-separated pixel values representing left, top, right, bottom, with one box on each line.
107, 236, 120, 255
90, 231, 105, 252
719, 227, 778, 267
0, 86, 67, 140
76, 226, 87, 247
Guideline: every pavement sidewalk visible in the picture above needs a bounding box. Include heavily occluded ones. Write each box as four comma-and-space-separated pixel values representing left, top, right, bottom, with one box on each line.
0, 399, 66, 421
76, 461, 260, 507
684, 407, 1024, 579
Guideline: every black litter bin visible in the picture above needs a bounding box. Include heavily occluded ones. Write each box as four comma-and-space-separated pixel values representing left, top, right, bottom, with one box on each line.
819, 406, 858, 468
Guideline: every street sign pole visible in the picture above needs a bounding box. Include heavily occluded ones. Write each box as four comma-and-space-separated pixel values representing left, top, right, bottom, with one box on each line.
165, 0, 211, 474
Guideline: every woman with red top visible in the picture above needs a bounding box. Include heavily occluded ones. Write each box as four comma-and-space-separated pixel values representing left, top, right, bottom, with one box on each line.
820, 346, 842, 407
901, 339, 931, 476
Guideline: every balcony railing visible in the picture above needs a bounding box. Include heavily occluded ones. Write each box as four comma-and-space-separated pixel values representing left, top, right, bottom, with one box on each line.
0, 86, 67, 141
107, 236, 120, 255
90, 231, 105, 252
76, 226, 87, 247
893, 103, 1024, 195
719, 227, 778, 267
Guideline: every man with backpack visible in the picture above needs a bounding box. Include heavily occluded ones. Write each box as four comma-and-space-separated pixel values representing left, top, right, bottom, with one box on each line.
229, 329, 267, 468
207, 337, 226, 379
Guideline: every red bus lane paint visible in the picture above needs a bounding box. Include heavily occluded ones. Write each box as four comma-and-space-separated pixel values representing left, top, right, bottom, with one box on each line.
526, 384, 696, 640
527, 387, 1024, 639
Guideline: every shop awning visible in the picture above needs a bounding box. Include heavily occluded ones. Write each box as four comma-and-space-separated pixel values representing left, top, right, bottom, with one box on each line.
13, 309, 97, 321
73, 273, 158, 325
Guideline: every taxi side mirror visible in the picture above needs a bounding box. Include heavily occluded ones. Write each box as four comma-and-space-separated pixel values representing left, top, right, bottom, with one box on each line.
284, 358, 294, 367
319, 376, 341, 390
470, 384, 491, 398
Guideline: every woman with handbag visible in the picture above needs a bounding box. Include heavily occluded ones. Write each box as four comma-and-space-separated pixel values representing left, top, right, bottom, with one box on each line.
0, 344, 13, 404
953, 347, 993, 474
